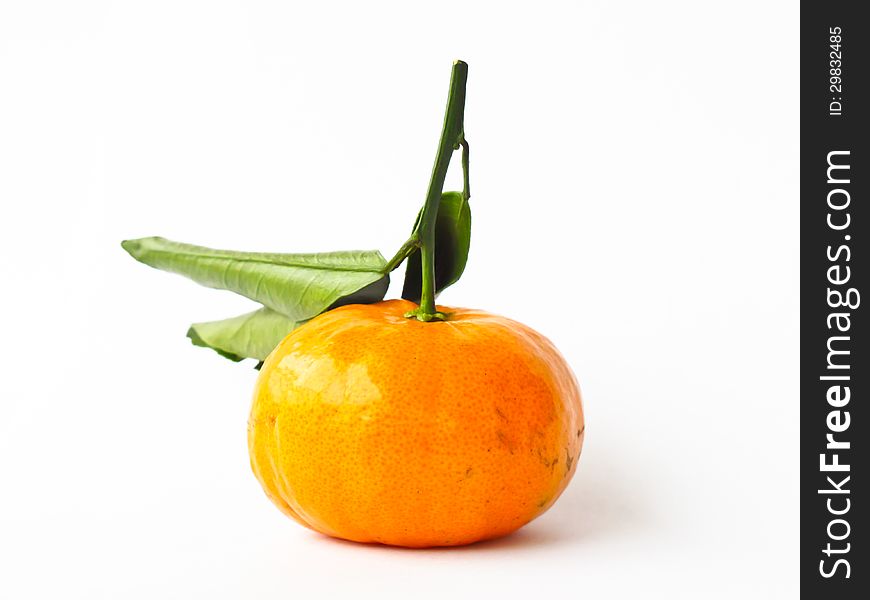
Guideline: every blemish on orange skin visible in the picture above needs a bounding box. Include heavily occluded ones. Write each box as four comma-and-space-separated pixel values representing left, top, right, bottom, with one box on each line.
248, 299, 584, 548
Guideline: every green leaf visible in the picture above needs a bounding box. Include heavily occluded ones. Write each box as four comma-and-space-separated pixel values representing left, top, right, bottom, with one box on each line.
402, 191, 471, 302
187, 306, 301, 362
121, 237, 389, 322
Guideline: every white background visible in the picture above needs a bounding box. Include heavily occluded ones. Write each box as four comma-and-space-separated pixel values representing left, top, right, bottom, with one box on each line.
0, 1, 799, 598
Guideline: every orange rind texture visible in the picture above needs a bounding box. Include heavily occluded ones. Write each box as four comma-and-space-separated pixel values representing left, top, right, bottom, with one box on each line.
248, 299, 584, 548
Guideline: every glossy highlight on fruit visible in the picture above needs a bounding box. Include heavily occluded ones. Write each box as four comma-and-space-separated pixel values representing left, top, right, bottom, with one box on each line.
248, 299, 584, 547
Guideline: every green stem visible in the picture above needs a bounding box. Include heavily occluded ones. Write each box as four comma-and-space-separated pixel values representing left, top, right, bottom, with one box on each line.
383, 234, 419, 273
460, 138, 470, 202
405, 60, 468, 322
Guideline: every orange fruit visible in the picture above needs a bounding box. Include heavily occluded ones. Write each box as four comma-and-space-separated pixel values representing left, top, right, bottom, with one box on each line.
248, 299, 584, 547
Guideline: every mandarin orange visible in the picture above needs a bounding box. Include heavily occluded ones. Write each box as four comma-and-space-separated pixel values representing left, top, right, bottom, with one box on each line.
248, 299, 584, 547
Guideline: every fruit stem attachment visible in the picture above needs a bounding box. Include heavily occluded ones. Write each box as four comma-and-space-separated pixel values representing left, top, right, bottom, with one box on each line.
404, 60, 468, 322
